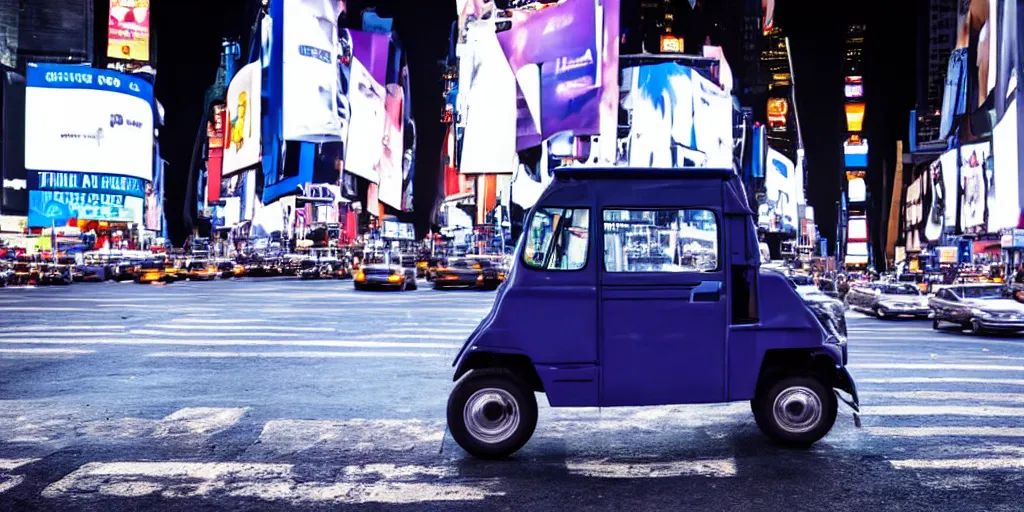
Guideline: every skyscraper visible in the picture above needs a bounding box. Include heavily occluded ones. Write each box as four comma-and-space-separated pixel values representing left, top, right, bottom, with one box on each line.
915, 0, 957, 144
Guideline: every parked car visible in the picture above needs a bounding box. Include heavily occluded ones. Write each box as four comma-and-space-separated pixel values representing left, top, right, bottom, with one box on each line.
929, 283, 1024, 334
845, 282, 930, 319
446, 167, 858, 459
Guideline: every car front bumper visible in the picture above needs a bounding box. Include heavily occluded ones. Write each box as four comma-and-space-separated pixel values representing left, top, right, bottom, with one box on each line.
880, 306, 931, 317
976, 318, 1024, 331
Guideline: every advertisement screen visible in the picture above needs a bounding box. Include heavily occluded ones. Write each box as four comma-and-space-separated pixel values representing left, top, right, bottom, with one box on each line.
283, 0, 342, 142
994, 0, 1017, 117
844, 84, 864, 98
845, 102, 865, 132
938, 149, 959, 228
848, 177, 866, 202
223, 62, 262, 177
960, 142, 988, 231
29, 191, 142, 227
624, 63, 733, 169
344, 58, 385, 183
767, 97, 788, 131
844, 138, 868, 168
848, 216, 868, 241
348, 30, 390, 87
460, 21, 516, 174
378, 84, 404, 210
25, 64, 154, 182
107, 0, 150, 62
992, 103, 1019, 230
145, 158, 163, 232
757, 147, 797, 233
904, 174, 926, 252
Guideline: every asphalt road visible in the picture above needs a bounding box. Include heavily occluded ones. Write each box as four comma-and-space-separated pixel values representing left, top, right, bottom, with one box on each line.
0, 278, 1023, 511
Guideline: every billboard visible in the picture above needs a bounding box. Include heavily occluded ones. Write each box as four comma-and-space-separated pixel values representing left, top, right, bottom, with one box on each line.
844, 102, 865, 132
25, 64, 153, 182
767, 97, 788, 131
223, 62, 262, 177
848, 216, 868, 241
2, 71, 27, 215
379, 84, 404, 210
904, 173, 927, 252
27, 170, 146, 227
844, 83, 864, 99
844, 138, 868, 168
460, 20, 516, 174
960, 142, 989, 231
145, 157, 163, 232
991, 104, 1018, 230
758, 147, 797, 233
348, 30, 389, 86
624, 63, 733, 169
848, 177, 866, 202
344, 58, 386, 183
283, 0, 342, 142
107, 0, 150, 62
994, 0, 1017, 118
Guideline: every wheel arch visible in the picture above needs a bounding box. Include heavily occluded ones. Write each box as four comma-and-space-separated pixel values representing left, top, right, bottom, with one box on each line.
755, 348, 843, 397
453, 352, 545, 393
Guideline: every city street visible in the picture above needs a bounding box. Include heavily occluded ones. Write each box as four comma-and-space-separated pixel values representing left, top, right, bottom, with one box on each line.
0, 280, 1023, 510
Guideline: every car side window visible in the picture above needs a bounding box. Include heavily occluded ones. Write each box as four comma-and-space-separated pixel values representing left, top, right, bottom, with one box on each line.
523, 208, 590, 271
603, 209, 719, 273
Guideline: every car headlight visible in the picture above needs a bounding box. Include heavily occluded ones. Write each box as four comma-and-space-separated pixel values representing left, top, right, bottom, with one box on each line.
971, 308, 992, 318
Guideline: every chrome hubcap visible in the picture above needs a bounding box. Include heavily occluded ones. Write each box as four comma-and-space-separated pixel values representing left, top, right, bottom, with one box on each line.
463, 388, 520, 444
773, 386, 823, 434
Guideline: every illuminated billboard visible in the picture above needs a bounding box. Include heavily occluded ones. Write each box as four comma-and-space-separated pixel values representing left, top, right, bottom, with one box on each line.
845, 103, 865, 132
222, 62, 262, 177
282, 0, 343, 142
848, 216, 868, 241
767, 97, 788, 132
25, 64, 154, 182
660, 35, 684, 53
844, 137, 868, 168
960, 141, 989, 231
848, 177, 866, 202
844, 84, 864, 98
107, 0, 150, 62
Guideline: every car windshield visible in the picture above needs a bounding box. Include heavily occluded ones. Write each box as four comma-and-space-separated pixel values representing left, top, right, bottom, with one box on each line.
960, 286, 1004, 299
881, 285, 920, 295
790, 275, 813, 286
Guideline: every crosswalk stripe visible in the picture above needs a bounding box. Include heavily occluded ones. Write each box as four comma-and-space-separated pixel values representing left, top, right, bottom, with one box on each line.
889, 458, 1024, 470
851, 363, 1024, 371
866, 427, 1024, 437
129, 329, 306, 338
0, 459, 39, 471
859, 391, 1024, 402
565, 459, 737, 479
859, 377, 1024, 385
0, 325, 125, 333
364, 333, 465, 340
171, 318, 269, 324
145, 324, 336, 332
0, 338, 460, 349
146, 351, 449, 358
865, 406, 1024, 416
0, 348, 95, 356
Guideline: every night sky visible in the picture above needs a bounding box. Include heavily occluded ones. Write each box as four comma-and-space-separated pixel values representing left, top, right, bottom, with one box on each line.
140, 0, 916, 252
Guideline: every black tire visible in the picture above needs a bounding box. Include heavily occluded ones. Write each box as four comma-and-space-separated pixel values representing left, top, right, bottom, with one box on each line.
354, 282, 365, 291
966, 318, 983, 335
447, 368, 538, 459
874, 307, 886, 319
933, 318, 941, 330
752, 376, 837, 447
409, 279, 418, 290
399, 280, 408, 292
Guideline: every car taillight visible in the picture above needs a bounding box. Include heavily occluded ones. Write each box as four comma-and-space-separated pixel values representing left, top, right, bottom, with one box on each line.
388, 274, 403, 283
477, 274, 484, 282
355, 271, 365, 282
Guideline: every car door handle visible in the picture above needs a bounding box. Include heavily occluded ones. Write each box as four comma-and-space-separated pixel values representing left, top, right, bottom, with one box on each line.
690, 281, 722, 303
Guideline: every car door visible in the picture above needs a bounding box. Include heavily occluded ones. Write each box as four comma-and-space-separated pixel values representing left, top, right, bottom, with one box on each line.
599, 206, 727, 407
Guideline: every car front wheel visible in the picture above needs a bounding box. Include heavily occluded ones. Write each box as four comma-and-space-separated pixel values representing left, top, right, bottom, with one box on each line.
447, 369, 538, 459
753, 376, 837, 447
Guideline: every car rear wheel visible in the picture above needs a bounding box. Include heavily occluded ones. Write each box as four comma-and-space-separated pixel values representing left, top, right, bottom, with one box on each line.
447, 369, 538, 459
932, 318, 941, 330
753, 376, 837, 447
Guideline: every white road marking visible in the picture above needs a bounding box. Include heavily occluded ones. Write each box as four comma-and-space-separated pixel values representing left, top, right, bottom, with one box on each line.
865, 406, 1024, 417
146, 351, 448, 359
0, 348, 95, 356
0, 325, 124, 333
249, 419, 445, 457
0, 475, 24, 494
145, 324, 336, 332
889, 458, 1024, 471
385, 328, 475, 334
565, 459, 737, 479
859, 391, 1024, 402
364, 333, 465, 340
0, 459, 39, 471
859, 377, 1024, 386
0, 307, 91, 312
42, 461, 503, 503
153, 408, 249, 437
0, 338, 460, 349
170, 318, 268, 324
129, 330, 306, 338
851, 363, 1024, 372
866, 427, 1024, 437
